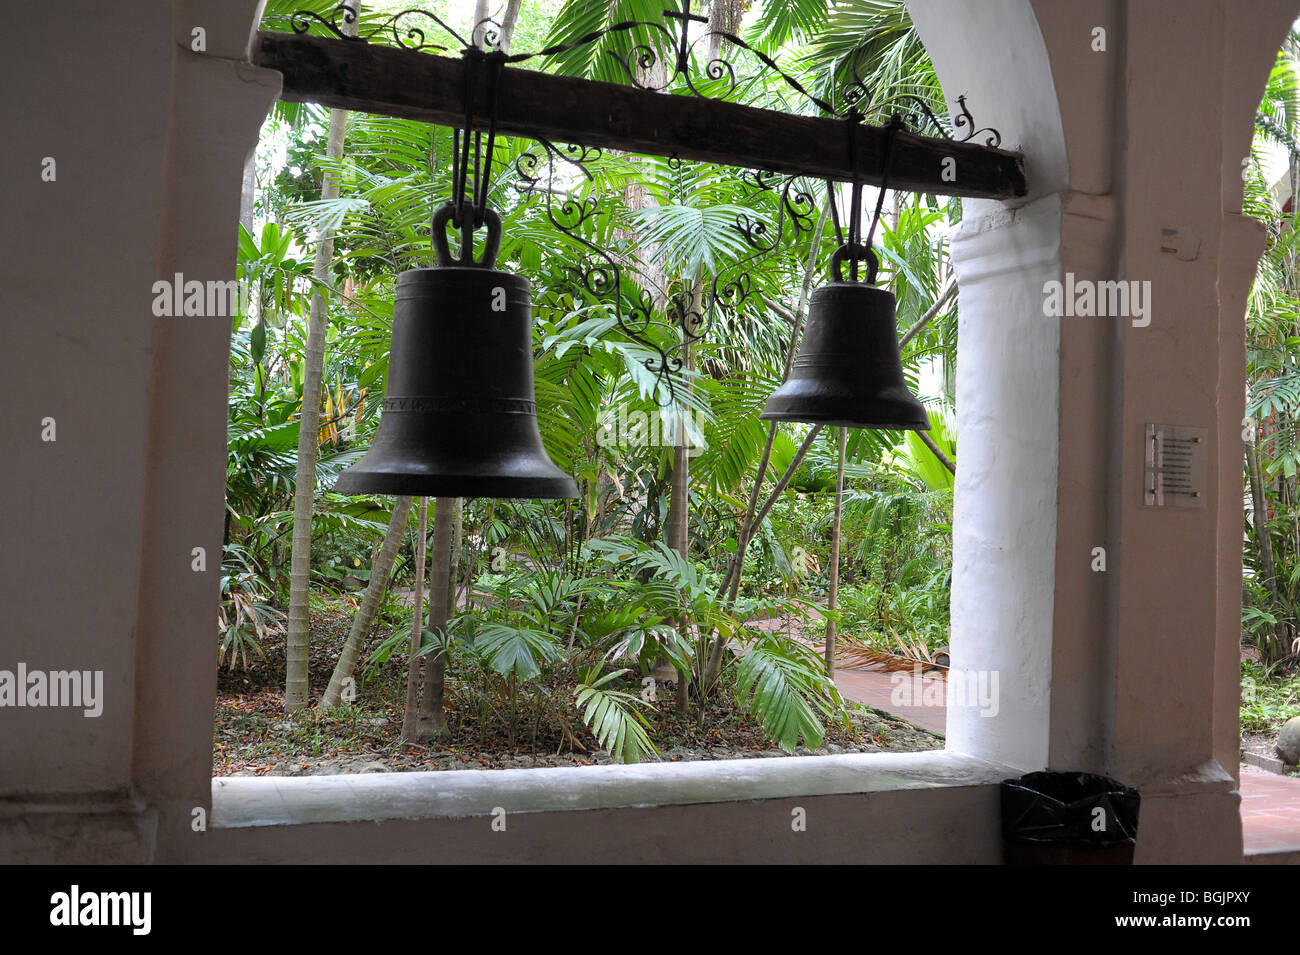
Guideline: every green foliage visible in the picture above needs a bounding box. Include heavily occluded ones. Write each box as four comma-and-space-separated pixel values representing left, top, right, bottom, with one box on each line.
236, 0, 963, 761
894, 405, 955, 492
218, 544, 284, 670
1241, 662, 1300, 735
732, 632, 844, 751
574, 668, 657, 763
1243, 38, 1300, 670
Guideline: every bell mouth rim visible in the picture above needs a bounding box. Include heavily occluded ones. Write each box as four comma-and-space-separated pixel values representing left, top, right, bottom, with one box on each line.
333, 472, 579, 500
758, 411, 930, 431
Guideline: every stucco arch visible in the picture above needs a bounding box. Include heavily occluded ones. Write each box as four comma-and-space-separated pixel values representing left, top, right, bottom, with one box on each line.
7, 0, 1300, 864
148, 0, 1300, 862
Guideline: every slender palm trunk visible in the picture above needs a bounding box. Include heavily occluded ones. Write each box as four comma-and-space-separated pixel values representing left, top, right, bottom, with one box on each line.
701, 208, 829, 691
448, 498, 464, 608
667, 288, 700, 711
401, 498, 429, 742
704, 425, 822, 687
417, 497, 454, 739
706, 0, 747, 62
320, 495, 413, 708
472, 0, 491, 47
1246, 433, 1286, 658
499, 0, 522, 47
474, 0, 521, 50
715, 204, 829, 608
284, 6, 359, 710
824, 427, 847, 675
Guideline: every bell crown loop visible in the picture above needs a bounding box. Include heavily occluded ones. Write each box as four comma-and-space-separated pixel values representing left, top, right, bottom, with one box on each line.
433, 200, 502, 269
830, 242, 879, 285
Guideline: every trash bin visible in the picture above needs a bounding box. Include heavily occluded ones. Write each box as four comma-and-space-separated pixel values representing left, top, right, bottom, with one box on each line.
1001, 771, 1140, 865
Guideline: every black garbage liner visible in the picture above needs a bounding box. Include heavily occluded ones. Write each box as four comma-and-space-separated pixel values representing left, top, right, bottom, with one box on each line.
1001, 771, 1140, 865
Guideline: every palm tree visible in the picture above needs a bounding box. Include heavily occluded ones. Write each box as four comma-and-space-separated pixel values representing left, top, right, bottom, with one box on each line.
281, 2, 363, 712
1243, 35, 1300, 665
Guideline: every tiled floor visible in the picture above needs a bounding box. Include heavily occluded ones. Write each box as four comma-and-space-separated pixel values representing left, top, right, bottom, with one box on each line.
835, 665, 947, 734
1239, 764, 1300, 854
834, 667, 1300, 857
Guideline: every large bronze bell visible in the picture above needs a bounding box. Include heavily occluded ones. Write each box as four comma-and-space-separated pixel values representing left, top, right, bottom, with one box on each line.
334, 203, 578, 499
762, 244, 930, 431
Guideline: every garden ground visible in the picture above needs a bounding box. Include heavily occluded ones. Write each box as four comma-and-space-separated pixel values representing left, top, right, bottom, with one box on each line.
214, 602, 943, 776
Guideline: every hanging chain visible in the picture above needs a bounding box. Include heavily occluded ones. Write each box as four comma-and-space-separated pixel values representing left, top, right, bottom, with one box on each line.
836, 112, 904, 284
446, 45, 507, 232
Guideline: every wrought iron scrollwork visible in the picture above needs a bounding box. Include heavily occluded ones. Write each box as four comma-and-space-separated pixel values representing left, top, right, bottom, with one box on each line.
280, 4, 506, 54
661, 167, 820, 384
514, 139, 679, 401
885, 93, 1003, 148
950, 94, 1002, 147
511, 139, 822, 404
657, 164, 822, 394
279, 2, 1005, 145
278, 1, 1006, 400
733, 170, 818, 255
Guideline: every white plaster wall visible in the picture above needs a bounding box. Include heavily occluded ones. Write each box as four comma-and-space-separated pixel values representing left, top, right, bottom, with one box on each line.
0, 0, 174, 797
909, 0, 1069, 206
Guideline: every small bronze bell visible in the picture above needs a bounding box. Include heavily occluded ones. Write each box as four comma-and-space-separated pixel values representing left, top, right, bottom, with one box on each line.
334, 203, 578, 499
762, 244, 930, 431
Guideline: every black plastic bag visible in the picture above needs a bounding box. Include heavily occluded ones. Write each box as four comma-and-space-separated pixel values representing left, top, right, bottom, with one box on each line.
1001, 771, 1140, 865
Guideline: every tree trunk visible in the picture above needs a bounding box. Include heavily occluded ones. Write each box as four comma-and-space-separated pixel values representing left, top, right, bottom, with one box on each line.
416, 497, 455, 739
716, 204, 829, 605
672, 429, 692, 711
667, 290, 700, 712
824, 427, 847, 675
707, 0, 749, 63
448, 497, 464, 609
401, 498, 429, 742
284, 5, 359, 711
239, 152, 256, 235
499, 0, 523, 51
472, 0, 491, 48
704, 425, 822, 687
473, 0, 520, 51
620, 38, 670, 310
320, 495, 413, 709
918, 430, 956, 474
1246, 433, 1285, 658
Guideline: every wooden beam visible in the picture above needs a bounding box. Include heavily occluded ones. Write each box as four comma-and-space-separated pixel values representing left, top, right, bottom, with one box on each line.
254, 31, 1026, 200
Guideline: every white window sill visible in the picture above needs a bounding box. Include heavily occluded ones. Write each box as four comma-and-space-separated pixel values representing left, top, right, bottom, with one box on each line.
211, 749, 1020, 828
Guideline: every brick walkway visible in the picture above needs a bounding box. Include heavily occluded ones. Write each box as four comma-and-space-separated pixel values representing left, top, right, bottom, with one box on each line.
1239, 764, 1300, 855
835, 665, 947, 734
834, 667, 1300, 858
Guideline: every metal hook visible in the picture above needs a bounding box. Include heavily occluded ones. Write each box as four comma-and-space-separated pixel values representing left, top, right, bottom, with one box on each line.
831, 243, 879, 286
432, 200, 501, 268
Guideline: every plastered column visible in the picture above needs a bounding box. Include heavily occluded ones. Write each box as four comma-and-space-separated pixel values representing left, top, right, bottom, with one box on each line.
0, 0, 276, 863
0, 0, 177, 862
137, 1, 280, 861
945, 197, 1062, 769
908, 0, 1070, 771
